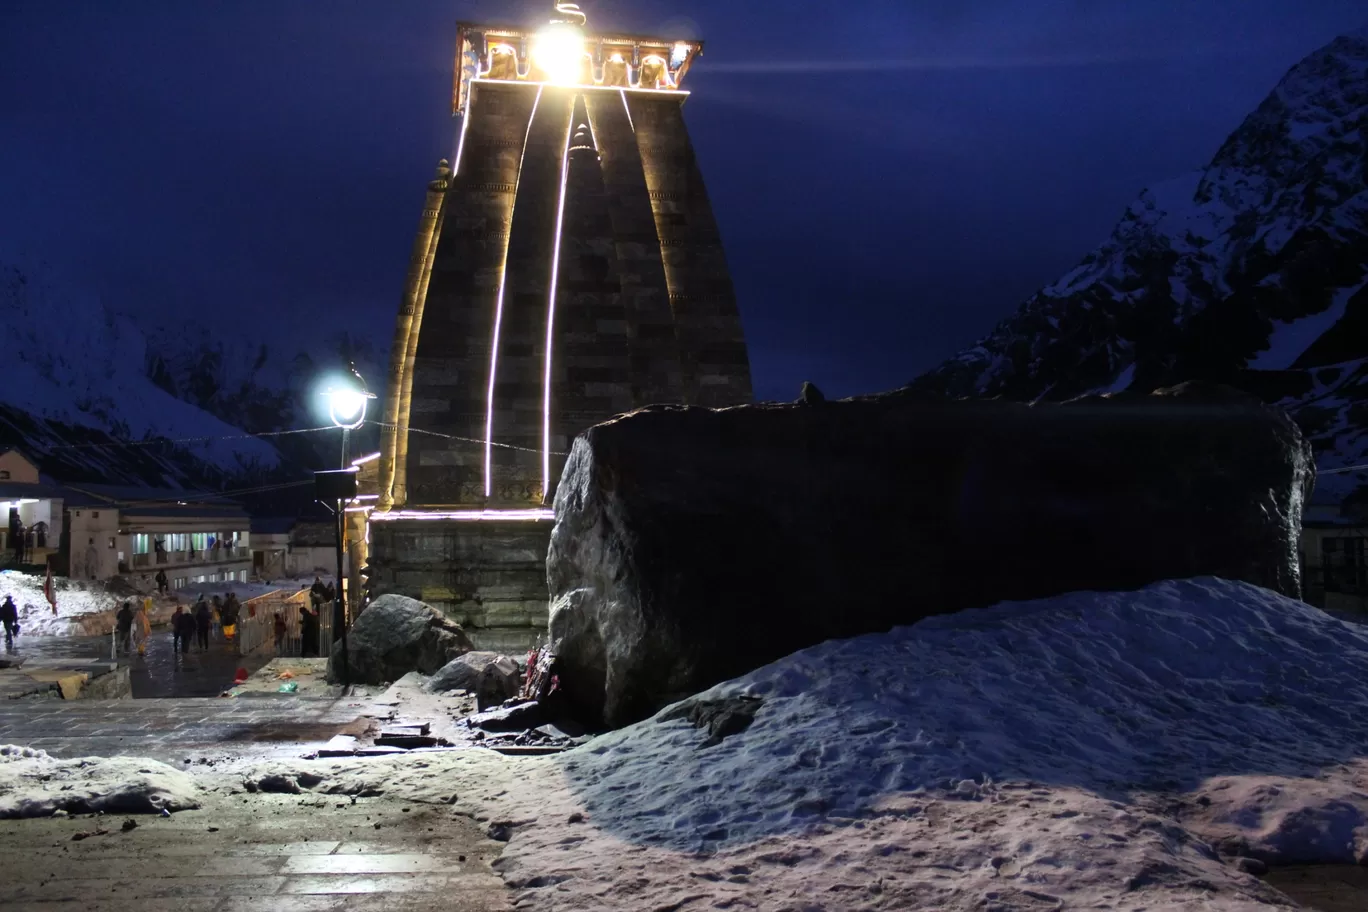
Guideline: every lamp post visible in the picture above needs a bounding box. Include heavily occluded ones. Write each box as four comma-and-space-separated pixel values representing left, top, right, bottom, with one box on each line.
322, 365, 375, 687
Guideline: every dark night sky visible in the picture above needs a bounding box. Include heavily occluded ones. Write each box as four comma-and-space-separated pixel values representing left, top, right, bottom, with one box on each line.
3, 1, 1365, 402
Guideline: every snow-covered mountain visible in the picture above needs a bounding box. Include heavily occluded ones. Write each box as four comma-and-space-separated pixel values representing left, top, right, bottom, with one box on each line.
0, 260, 384, 487
911, 27, 1368, 506
0, 262, 282, 485
142, 324, 383, 470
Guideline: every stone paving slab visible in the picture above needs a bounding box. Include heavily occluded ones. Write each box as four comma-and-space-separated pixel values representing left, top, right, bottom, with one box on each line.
1264, 865, 1368, 911
0, 788, 510, 912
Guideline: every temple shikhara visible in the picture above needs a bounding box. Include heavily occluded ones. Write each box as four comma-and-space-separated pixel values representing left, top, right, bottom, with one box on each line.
361, 2, 753, 646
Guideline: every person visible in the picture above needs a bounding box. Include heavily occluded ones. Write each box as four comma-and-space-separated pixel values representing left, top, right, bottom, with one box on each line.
300, 604, 318, 658
273, 611, 287, 655
133, 600, 151, 657
211, 595, 223, 642
309, 577, 326, 612
176, 605, 197, 654
220, 593, 238, 644
115, 601, 135, 654
171, 605, 185, 654
155, 569, 168, 595
194, 597, 211, 652
0, 595, 19, 648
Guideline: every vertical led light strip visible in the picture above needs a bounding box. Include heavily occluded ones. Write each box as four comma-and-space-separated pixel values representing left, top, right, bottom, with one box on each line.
485, 85, 544, 498
541, 101, 576, 501
619, 88, 635, 133
452, 96, 474, 176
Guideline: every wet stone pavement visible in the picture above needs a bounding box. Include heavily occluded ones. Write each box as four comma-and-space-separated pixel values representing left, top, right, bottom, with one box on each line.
6, 631, 277, 698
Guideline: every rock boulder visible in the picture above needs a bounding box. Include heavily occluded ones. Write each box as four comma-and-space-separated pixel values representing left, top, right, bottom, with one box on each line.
547, 384, 1315, 728
328, 594, 473, 685
425, 651, 520, 704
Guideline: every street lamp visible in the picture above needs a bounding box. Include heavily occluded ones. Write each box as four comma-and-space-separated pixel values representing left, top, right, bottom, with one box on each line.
318, 364, 374, 688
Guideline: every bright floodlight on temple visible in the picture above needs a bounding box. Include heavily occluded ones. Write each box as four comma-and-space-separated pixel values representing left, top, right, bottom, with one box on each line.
533, 21, 585, 85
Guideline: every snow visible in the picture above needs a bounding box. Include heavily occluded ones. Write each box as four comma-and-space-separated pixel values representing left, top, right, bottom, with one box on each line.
0, 570, 121, 634
0, 746, 200, 818
235, 578, 1368, 910
1248, 281, 1363, 370
1105, 363, 1136, 394
0, 263, 280, 473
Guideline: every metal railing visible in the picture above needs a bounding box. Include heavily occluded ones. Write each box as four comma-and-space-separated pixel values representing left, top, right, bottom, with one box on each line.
236, 589, 332, 658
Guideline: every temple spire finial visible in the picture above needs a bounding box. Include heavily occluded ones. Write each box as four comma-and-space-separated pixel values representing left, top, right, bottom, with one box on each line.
552, 2, 587, 27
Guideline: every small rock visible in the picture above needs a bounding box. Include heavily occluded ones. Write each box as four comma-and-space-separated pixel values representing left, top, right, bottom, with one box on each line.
458, 854, 466, 862
567, 812, 584, 824
120, 819, 137, 832
1233, 857, 1267, 876
487, 822, 511, 842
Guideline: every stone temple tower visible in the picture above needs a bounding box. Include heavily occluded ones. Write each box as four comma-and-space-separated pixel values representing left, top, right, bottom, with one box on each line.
365, 2, 752, 648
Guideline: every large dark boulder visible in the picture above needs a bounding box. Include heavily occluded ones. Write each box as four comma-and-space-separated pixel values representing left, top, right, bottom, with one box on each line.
328, 594, 474, 685
547, 384, 1315, 728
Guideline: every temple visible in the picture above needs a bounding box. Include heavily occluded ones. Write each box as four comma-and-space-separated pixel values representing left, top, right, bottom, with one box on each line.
358, 2, 752, 648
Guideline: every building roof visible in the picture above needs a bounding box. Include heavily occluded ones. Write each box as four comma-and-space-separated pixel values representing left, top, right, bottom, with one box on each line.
0, 481, 66, 500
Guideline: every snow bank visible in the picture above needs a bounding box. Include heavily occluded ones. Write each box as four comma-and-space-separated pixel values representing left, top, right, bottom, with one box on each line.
0, 746, 200, 818
0, 570, 120, 630
231, 578, 1368, 910
564, 578, 1368, 849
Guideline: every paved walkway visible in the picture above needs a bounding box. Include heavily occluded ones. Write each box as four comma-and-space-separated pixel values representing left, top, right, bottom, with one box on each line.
0, 696, 372, 763
0, 775, 511, 911
4, 632, 274, 699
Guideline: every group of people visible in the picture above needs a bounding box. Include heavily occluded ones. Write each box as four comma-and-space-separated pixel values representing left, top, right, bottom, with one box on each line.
167, 592, 243, 654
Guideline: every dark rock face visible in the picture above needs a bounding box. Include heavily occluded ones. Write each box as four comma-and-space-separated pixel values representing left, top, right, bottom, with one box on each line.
328, 594, 473, 686
425, 651, 520, 704
547, 388, 1315, 728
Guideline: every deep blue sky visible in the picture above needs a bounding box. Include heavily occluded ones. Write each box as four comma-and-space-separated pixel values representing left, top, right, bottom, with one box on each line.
2, 1, 1364, 401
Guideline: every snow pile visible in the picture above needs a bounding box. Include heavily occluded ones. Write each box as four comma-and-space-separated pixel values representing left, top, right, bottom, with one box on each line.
0, 570, 120, 634
0, 746, 200, 818
231, 578, 1368, 910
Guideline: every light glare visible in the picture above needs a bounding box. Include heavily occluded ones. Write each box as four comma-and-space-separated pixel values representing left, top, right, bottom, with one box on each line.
533, 23, 586, 85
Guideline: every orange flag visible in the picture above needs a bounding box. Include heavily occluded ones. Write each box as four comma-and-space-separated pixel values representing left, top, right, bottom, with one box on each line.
43, 566, 56, 616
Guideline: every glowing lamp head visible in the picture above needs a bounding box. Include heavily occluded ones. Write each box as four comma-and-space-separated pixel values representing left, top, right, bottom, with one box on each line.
323, 367, 375, 430
532, 21, 586, 85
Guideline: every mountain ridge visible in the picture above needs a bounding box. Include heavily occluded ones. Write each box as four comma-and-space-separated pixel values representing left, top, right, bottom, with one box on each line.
911, 26, 1368, 505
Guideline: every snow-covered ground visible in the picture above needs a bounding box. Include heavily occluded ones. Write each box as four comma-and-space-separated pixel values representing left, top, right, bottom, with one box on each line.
0, 746, 200, 819
221, 578, 1368, 910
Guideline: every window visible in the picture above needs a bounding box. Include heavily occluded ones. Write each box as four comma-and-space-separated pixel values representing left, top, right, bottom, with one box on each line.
172, 577, 185, 590
108, 537, 116, 549
134, 534, 150, 555
92, 511, 100, 518
0, 470, 9, 480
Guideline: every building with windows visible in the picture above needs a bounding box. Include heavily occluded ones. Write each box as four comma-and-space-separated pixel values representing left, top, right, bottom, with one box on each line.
1301, 494, 1368, 613
364, 4, 753, 648
0, 449, 251, 587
